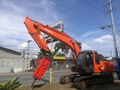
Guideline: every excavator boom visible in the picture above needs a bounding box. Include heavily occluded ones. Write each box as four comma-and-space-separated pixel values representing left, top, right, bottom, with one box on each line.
24, 17, 51, 54
24, 17, 81, 58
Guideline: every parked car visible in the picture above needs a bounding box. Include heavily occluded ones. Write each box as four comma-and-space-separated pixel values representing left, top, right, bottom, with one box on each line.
112, 57, 120, 80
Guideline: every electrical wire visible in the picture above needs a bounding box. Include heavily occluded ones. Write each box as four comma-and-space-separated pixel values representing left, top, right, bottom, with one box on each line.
81, 0, 107, 16
45, 2, 108, 26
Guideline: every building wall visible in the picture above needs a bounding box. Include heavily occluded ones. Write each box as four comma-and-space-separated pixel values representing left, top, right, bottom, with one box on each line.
0, 50, 29, 73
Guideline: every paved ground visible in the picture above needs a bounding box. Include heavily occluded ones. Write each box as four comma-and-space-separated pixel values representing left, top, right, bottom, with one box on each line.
0, 70, 71, 85
1, 71, 120, 90
16, 81, 120, 90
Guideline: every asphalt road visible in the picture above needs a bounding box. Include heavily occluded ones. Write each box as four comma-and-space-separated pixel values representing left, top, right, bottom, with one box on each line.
0, 70, 71, 85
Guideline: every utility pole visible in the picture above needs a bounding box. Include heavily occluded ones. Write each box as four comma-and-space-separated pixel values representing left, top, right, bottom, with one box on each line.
27, 40, 32, 71
22, 49, 25, 72
50, 38, 53, 84
27, 40, 32, 58
108, 0, 118, 57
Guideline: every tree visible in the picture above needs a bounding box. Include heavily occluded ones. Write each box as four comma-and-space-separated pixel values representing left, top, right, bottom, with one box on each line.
53, 42, 69, 56
37, 42, 69, 59
38, 51, 44, 60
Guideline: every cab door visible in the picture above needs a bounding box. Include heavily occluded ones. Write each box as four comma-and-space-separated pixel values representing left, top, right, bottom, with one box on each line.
77, 52, 94, 74
85, 53, 94, 73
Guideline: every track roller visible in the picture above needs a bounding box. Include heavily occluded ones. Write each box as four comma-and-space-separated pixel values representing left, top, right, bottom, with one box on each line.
74, 78, 86, 89
60, 75, 71, 84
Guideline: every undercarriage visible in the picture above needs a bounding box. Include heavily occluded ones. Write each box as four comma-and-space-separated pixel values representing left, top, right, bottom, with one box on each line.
60, 73, 113, 89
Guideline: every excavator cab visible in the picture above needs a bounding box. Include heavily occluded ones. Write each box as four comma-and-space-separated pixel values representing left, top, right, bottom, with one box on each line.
74, 51, 94, 75
71, 50, 114, 75
71, 50, 95, 74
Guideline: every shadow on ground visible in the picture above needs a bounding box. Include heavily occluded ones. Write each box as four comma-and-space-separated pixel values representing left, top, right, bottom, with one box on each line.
32, 83, 45, 88
16, 80, 120, 90
85, 81, 120, 90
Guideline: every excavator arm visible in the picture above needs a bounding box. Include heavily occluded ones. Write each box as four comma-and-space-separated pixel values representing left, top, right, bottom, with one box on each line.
24, 17, 81, 82
24, 17, 51, 55
24, 17, 81, 58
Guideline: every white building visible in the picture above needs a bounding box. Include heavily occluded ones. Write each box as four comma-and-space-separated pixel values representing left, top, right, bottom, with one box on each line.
0, 46, 29, 73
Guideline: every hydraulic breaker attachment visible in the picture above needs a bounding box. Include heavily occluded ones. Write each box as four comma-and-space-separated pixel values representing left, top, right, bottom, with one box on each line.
31, 56, 52, 88
33, 56, 52, 80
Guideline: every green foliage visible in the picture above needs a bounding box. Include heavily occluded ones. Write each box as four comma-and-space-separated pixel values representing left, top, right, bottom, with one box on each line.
53, 42, 69, 56
38, 51, 44, 60
0, 77, 21, 90
37, 42, 69, 59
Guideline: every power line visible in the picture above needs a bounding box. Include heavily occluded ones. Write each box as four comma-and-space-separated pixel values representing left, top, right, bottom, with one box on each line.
1, 1, 109, 31
99, 0, 119, 57
114, 16, 120, 25
46, 3, 108, 26
81, 0, 112, 25
81, 0, 107, 16
84, 0, 120, 26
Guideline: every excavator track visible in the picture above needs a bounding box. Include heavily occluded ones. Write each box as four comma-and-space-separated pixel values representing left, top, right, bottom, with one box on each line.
60, 75, 71, 84
60, 74, 113, 89
74, 75, 113, 89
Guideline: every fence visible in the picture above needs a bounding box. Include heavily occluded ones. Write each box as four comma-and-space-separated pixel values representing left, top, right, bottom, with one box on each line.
30, 59, 73, 71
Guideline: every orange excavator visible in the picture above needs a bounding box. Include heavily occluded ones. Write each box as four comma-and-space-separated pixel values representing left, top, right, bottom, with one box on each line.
24, 17, 114, 89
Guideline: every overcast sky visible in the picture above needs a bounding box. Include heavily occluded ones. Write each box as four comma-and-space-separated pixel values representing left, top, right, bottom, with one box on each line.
0, 0, 120, 56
